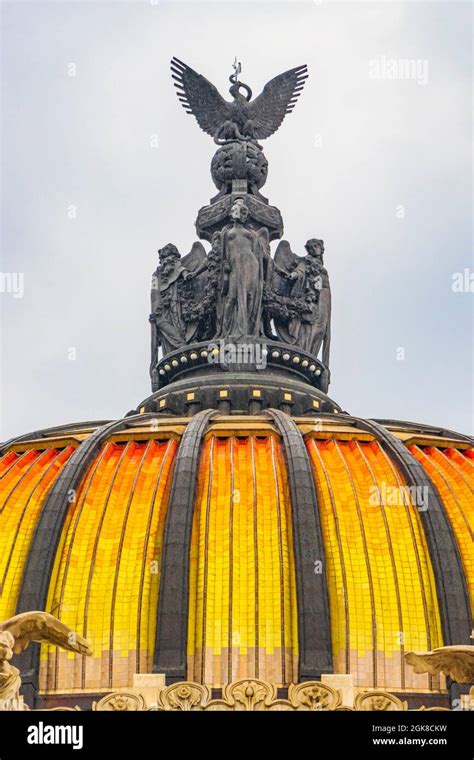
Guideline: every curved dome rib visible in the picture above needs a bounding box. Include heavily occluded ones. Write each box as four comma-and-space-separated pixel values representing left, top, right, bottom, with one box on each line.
39, 437, 177, 694
266, 409, 333, 680
358, 419, 472, 647
307, 436, 443, 691
410, 445, 474, 610
153, 409, 216, 681
13, 414, 166, 706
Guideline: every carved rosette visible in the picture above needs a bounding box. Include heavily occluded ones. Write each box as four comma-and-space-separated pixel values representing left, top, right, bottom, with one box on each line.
5, 679, 457, 712
93, 690, 146, 712
354, 690, 407, 711
159, 682, 209, 711
288, 682, 341, 711
224, 679, 276, 710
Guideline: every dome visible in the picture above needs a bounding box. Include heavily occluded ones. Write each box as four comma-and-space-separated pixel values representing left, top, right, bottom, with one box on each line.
1, 55, 472, 714
1, 409, 472, 709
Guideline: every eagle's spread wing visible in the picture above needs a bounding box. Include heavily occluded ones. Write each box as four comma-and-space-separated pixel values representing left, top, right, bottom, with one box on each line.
0, 612, 92, 656
171, 57, 232, 137
246, 65, 308, 139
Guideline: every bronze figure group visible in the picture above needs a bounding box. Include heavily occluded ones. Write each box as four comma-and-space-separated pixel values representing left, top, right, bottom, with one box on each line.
149, 58, 332, 390
150, 202, 331, 370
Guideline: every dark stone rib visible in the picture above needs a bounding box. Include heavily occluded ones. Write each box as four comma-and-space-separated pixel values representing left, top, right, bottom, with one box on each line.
153, 409, 215, 682
266, 409, 333, 680
358, 418, 472, 647
14, 414, 154, 707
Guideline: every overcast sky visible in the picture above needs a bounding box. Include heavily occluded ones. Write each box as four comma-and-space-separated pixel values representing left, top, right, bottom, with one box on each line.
1, 0, 472, 440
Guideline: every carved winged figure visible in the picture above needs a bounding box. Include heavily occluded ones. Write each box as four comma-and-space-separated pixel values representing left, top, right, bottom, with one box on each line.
149, 242, 208, 387
272, 238, 331, 369
171, 57, 308, 144
0, 612, 92, 705
405, 643, 474, 684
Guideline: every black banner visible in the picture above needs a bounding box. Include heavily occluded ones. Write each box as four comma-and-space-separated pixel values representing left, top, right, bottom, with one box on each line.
0, 709, 472, 758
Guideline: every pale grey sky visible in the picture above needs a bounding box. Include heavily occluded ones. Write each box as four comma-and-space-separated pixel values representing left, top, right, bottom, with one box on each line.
1, 0, 472, 439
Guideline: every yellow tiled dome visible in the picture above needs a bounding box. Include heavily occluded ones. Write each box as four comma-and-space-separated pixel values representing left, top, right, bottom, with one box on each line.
1, 413, 471, 708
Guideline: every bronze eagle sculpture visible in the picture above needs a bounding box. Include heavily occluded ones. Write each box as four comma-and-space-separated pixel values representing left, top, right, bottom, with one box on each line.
0, 611, 92, 705
171, 57, 308, 144
0, 611, 92, 658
